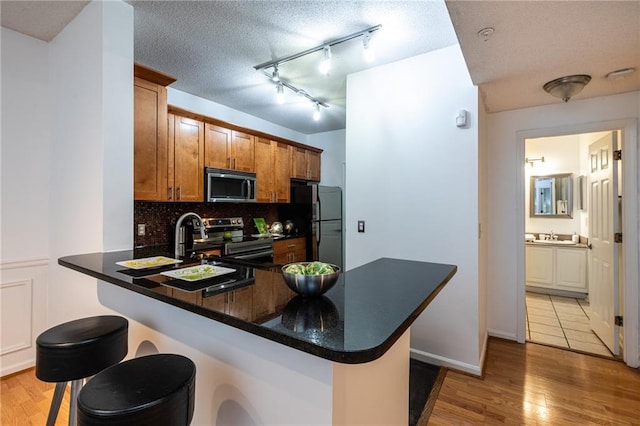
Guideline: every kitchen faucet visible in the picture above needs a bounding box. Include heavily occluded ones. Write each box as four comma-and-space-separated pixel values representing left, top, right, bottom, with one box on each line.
549, 230, 557, 240
175, 212, 207, 259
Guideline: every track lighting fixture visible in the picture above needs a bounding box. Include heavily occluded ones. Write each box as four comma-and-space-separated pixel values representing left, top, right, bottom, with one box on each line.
271, 65, 280, 82
276, 83, 285, 104
313, 103, 321, 121
362, 32, 375, 63
254, 24, 381, 120
319, 46, 332, 75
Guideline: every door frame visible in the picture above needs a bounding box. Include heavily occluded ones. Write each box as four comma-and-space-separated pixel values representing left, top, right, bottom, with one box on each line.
516, 118, 638, 367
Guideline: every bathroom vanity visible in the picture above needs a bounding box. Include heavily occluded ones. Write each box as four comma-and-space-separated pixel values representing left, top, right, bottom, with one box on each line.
526, 242, 588, 295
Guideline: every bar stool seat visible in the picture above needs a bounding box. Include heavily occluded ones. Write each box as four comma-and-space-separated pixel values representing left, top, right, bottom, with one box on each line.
77, 353, 196, 426
36, 315, 128, 426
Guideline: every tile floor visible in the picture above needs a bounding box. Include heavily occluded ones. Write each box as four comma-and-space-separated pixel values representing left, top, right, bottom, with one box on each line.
525, 292, 613, 357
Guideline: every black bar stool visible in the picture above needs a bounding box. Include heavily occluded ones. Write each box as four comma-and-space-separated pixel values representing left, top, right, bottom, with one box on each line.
77, 353, 196, 426
36, 315, 129, 426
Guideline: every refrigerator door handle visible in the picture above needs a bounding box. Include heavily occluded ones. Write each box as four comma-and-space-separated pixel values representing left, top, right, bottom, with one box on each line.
316, 220, 321, 247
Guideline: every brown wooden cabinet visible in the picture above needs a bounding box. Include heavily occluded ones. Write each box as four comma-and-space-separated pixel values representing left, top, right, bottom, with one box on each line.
251, 269, 294, 321
291, 147, 321, 181
200, 286, 253, 321
168, 114, 204, 201
273, 237, 307, 265
133, 64, 176, 201
204, 123, 255, 172
255, 137, 291, 203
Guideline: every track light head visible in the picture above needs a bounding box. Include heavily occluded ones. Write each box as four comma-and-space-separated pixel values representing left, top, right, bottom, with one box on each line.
363, 32, 375, 63
276, 83, 285, 104
319, 46, 332, 75
271, 65, 280, 82
313, 102, 321, 121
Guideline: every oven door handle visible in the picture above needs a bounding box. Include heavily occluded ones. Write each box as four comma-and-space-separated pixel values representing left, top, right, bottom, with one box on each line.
231, 250, 274, 260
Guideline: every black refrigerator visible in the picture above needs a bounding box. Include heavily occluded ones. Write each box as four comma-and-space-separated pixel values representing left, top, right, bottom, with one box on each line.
279, 184, 343, 270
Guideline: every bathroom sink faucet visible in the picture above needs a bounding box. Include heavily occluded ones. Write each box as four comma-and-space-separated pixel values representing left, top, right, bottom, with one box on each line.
175, 212, 207, 259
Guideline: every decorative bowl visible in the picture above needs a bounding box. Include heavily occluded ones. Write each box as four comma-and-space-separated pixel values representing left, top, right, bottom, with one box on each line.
281, 262, 341, 297
281, 296, 339, 332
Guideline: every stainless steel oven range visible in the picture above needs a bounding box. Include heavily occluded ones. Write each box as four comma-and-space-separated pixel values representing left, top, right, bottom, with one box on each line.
191, 217, 274, 265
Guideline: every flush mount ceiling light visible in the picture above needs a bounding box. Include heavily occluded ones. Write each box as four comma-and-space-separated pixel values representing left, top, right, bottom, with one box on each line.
543, 74, 591, 102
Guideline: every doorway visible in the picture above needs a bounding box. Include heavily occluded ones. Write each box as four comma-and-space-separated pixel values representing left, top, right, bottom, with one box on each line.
524, 130, 620, 358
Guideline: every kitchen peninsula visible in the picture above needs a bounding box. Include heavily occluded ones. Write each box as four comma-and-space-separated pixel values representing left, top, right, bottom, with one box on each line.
59, 251, 456, 424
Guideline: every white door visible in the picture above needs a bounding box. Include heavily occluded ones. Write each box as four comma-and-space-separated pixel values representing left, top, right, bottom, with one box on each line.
588, 132, 619, 355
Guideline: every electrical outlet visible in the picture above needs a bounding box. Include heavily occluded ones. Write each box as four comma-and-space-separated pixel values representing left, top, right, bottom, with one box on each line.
137, 224, 146, 236
357, 220, 365, 233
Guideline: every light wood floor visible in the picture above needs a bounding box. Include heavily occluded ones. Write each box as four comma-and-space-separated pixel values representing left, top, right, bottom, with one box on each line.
1, 368, 70, 425
3, 339, 640, 425
429, 338, 640, 425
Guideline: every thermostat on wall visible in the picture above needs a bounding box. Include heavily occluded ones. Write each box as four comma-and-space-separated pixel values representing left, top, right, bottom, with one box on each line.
456, 109, 468, 127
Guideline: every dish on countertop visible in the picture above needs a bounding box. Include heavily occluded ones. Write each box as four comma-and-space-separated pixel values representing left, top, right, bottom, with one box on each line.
161, 264, 236, 282
116, 256, 182, 270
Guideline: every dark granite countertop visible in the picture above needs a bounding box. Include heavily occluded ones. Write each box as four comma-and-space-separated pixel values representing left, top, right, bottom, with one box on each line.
59, 250, 456, 364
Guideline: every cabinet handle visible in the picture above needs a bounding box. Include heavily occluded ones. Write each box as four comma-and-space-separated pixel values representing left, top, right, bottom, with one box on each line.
227, 157, 231, 168
177, 186, 182, 200
168, 186, 173, 200
287, 244, 295, 248
234, 158, 237, 169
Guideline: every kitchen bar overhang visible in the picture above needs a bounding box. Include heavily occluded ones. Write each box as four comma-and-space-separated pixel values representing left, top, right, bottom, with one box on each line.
59, 251, 456, 364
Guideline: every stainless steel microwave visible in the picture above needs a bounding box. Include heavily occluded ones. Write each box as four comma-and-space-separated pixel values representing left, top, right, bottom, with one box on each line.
205, 168, 256, 203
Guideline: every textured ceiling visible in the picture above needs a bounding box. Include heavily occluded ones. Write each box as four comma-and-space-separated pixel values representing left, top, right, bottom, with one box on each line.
2, 1, 640, 134
0, 1, 89, 42
446, 0, 640, 112
125, 0, 458, 134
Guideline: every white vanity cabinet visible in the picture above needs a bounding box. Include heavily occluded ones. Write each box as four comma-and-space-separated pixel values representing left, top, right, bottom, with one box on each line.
526, 244, 587, 293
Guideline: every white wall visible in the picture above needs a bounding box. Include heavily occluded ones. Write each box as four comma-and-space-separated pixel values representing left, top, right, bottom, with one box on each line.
47, 0, 134, 326
0, 1, 133, 374
486, 91, 640, 364
346, 45, 483, 373
0, 30, 52, 374
1, 29, 51, 262
307, 129, 346, 189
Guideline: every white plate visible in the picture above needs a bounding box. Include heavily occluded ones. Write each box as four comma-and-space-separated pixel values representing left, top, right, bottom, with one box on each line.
116, 256, 182, 270
161, 265, 236, 282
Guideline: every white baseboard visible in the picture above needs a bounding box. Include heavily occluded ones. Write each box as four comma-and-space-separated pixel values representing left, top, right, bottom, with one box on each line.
1, 358, 34, 377
487, 328, 517, 341
410, 348, 482, 376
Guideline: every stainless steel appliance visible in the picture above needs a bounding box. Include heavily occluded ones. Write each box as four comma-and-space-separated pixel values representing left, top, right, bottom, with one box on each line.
204, 167, 257, 203
283, 184, 343, 269
189, 217, 274, 265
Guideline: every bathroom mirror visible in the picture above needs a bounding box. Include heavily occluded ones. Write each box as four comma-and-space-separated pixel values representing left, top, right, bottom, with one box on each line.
530, 173, 573, 218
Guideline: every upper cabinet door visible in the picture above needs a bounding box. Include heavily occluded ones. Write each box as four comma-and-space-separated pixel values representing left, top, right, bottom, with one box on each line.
231, 131, 255, 172
274, 142, 291, 202
291, 146, 321, 182
204, 123, 232, 169
254, 137, 275, 202
134, 78, 168, 201
291, 147, 308, 180
171, 115, 204, 202
307, 150, 321, 182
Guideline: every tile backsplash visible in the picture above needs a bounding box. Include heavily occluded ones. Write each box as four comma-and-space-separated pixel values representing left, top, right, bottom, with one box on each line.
134, 202, 279, 247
